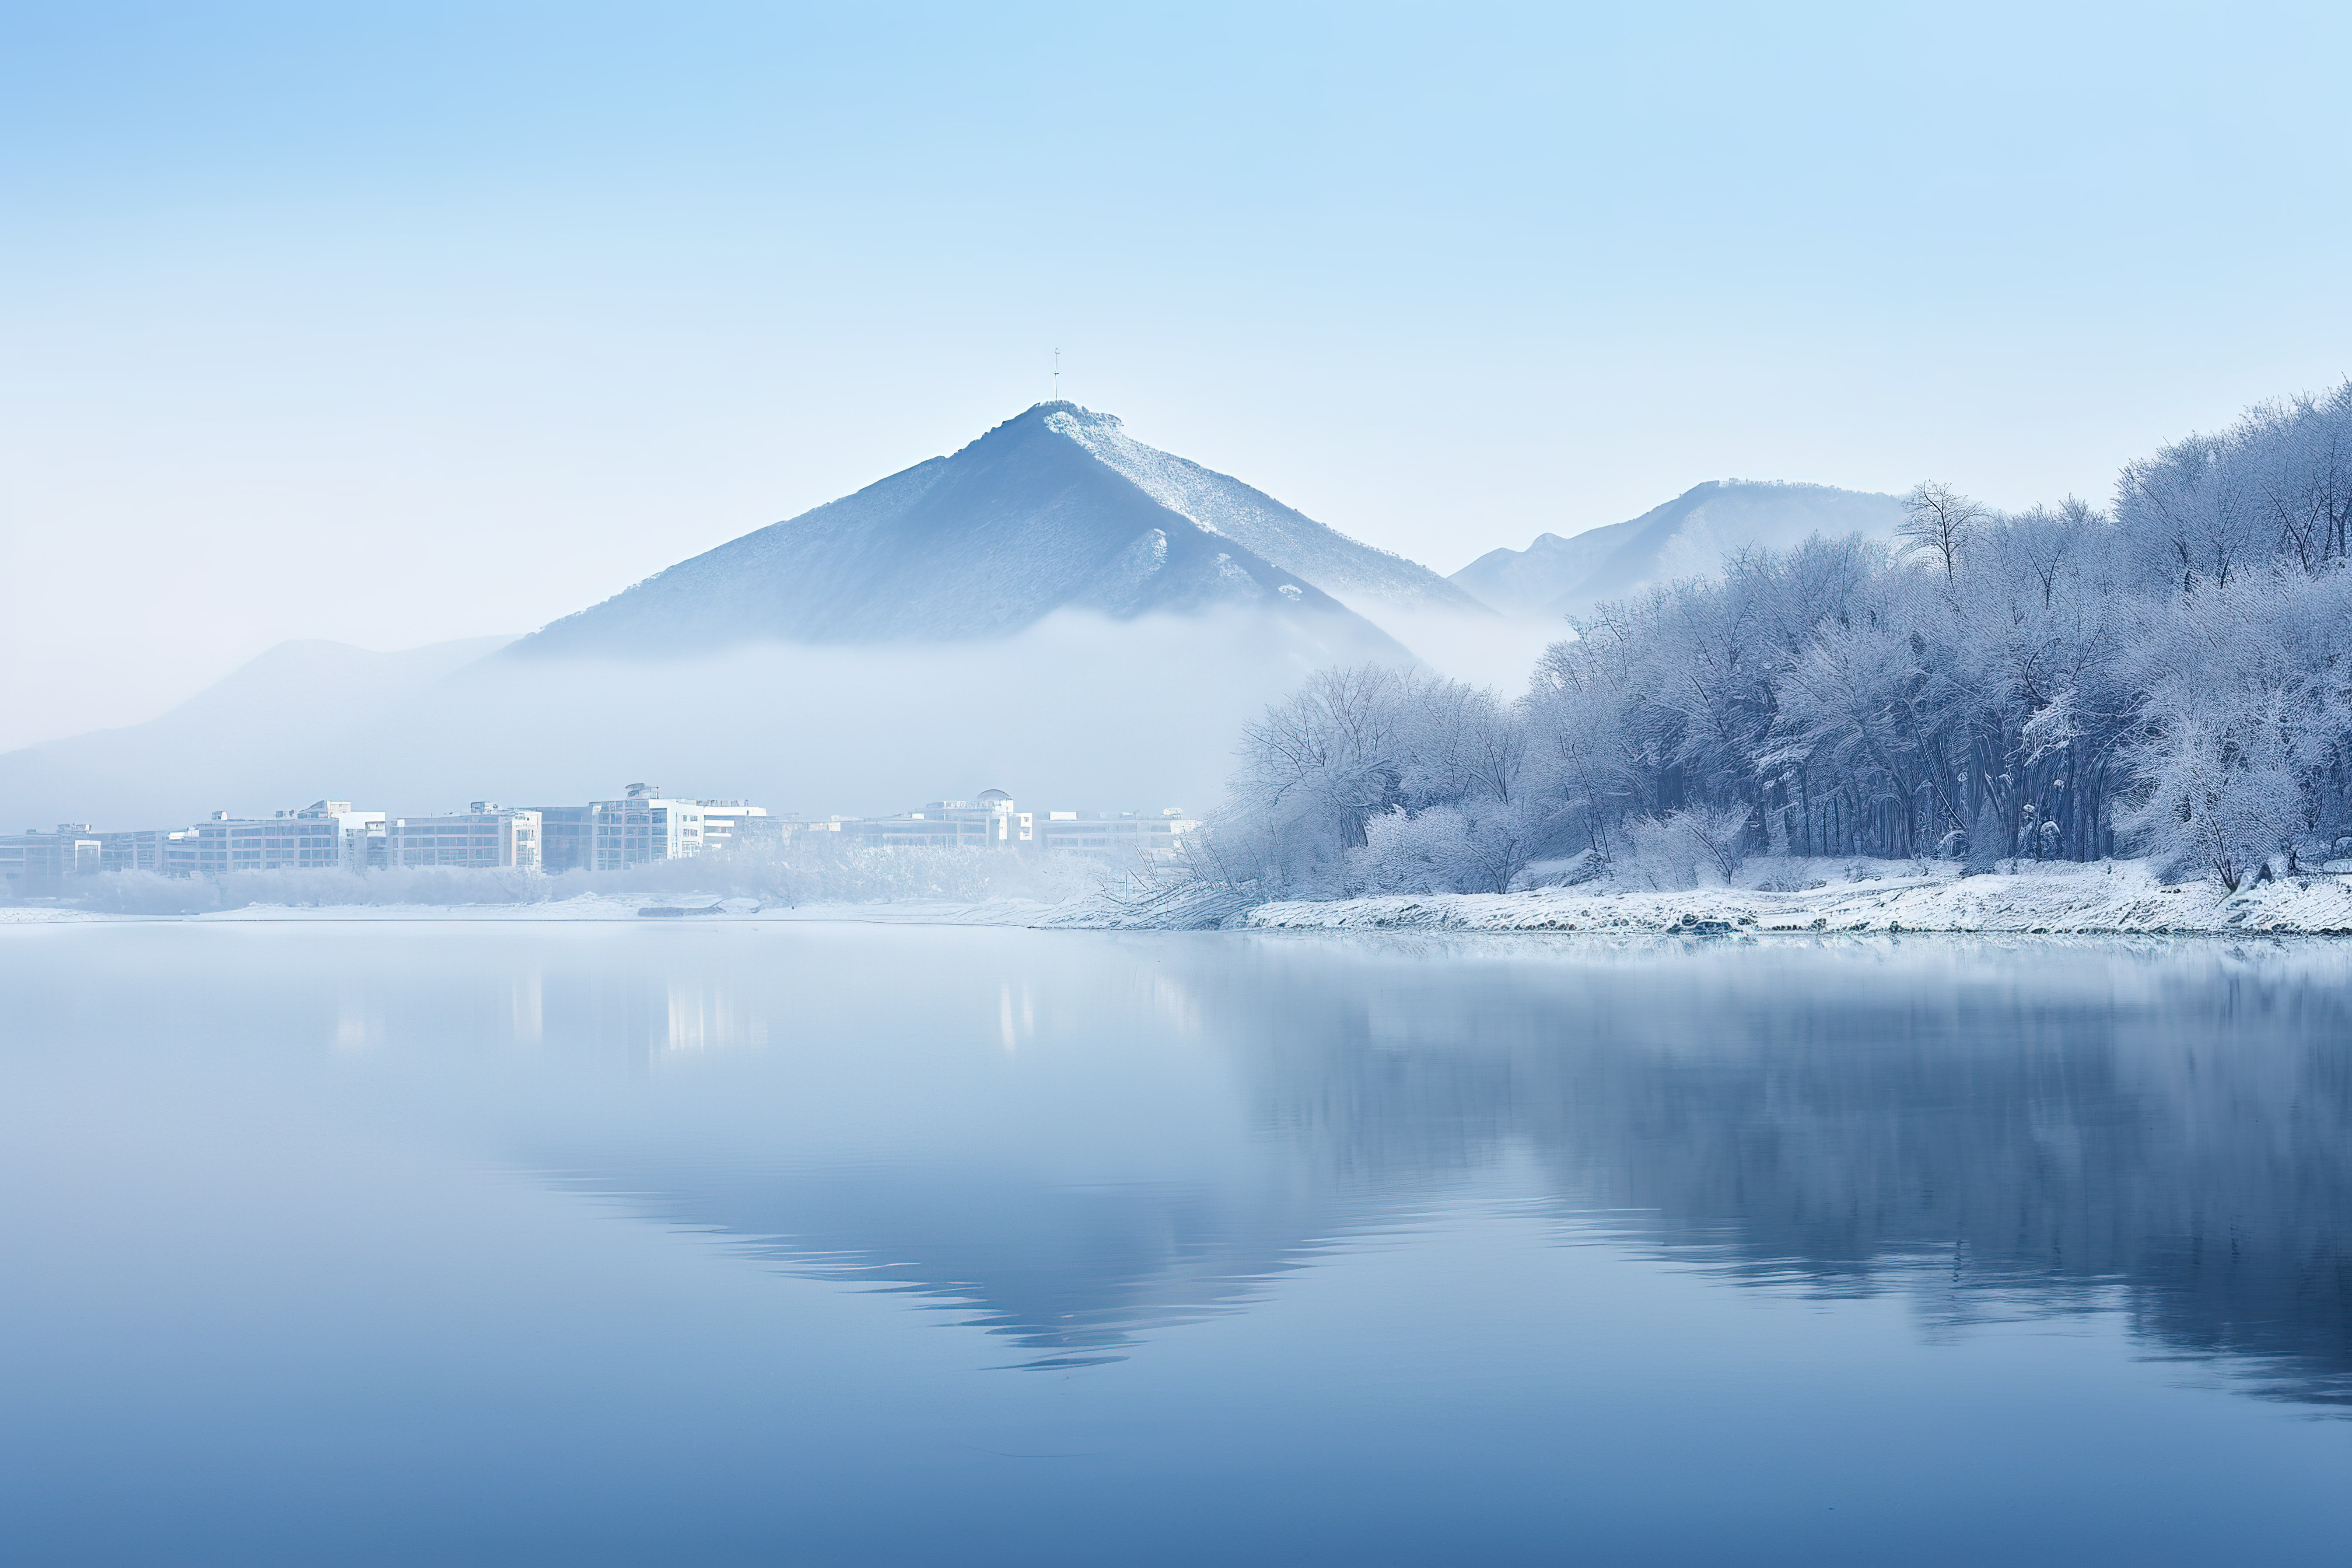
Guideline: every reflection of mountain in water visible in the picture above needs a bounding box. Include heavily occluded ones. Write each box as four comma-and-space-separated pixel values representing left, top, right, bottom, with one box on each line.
563, 1158, 1342, 1369
513, 934, 2352, 1401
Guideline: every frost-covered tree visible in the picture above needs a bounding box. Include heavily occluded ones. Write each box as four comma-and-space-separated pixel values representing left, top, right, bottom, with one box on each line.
1217, 665, 1540, 897
1898, 481, 1988, 579
1204, 382, 2352, 900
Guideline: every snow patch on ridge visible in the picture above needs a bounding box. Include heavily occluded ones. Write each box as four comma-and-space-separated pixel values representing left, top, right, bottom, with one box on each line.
1038, 403, 1488, 614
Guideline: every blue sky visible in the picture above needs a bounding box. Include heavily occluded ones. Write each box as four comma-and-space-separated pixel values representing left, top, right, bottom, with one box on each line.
4, 1, 2350, 743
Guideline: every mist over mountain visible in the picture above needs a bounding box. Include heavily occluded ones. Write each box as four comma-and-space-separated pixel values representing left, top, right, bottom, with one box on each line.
4, 406, 1494, 831
0, 612, 1371, 830
515, 402, 1471, 659
1452, 480, 1904, 620
0, 417, 1911, 836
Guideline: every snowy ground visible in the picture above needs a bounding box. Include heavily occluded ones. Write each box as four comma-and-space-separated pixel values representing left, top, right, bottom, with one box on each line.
6, 861, 2349, 935
1238, 860, 2352, 936
0, 894, 1064, 926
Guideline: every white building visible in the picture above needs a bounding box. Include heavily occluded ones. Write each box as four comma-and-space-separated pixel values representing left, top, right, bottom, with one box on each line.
516, 788, 774, 872
844, 791, 1032, 850
520, 804, 594, 873
387, 805, 541, 870
96, 827, 195, 874
693, 799, 778, 856
185, 801, 386, 875
0, 826, 101, 889
590, 784, 704, 870
1037, 808, 1198, 864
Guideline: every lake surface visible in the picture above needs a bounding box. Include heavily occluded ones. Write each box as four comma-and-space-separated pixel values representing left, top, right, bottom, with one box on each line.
3, 923, 2348, 1565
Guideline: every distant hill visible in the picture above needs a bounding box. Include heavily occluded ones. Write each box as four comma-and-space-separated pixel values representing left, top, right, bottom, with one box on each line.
515, 402, 1476, 659
0, 405, 1499, 832
0, 637, 515, 831
1452, 480, 1904, 621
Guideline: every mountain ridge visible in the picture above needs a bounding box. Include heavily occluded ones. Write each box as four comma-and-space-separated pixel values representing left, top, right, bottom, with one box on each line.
514, 402, 1462, 659
1452, 480, 1905, 620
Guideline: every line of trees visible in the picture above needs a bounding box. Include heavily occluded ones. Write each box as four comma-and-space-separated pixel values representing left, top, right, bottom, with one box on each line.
1210, 382, 2352, 896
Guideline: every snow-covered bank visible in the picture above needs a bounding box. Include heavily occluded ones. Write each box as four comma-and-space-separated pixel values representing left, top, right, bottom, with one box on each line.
9, 861, 2350, 936
1236, 861, 2352, 936
0, 893, 1072, 926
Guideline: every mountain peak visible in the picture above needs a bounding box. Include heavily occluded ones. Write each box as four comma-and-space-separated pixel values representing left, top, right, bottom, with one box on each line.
1450, 480, 1904, 620
510, 403, 1486, 658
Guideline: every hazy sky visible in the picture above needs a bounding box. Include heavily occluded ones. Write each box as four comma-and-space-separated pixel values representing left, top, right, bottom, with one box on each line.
6, 1, 2351, 748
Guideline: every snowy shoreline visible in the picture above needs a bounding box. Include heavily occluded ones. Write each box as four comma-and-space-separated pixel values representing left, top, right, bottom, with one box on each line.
1234, 862, 2352, 937
0, 895, 1058, 927
4, 862, 2350, 936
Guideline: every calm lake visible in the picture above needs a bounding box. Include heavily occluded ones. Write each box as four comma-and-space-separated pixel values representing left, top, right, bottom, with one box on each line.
3, 922, 2348, 1564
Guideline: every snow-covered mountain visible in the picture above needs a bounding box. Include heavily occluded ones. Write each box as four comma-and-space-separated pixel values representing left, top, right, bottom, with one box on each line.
517, 402, 1474, 658
1452, 480, 1904, 621
1038, 406, 1487, 616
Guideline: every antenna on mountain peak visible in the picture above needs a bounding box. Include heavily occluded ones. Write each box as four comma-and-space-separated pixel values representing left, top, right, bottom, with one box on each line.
1053, 348, 1060, 401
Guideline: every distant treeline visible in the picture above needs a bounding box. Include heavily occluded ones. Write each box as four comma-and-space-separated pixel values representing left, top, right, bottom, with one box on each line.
1212, 383, 2352, 895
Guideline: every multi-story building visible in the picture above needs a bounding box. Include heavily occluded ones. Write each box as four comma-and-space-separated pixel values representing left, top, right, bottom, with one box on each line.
186, 801, 387, 875
387, 805, 541, 870
0, 826, 102, 889
589, 784, 705, 870
163, 832, 203, 878
844, 791, 1032, 850
514, 788, 775, 872
693, 800, 778, 857
524, 805, 595, 873
1036, 808, 1198, 864
95, 828, 195, 874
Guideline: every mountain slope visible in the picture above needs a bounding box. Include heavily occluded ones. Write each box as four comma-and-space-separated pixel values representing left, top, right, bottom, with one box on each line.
1451, 522, 1645, 618
0, 636, 515, 830
1452, 481, 1904, 620
1040, 406, 1488, 616
514, 403, 1435, 658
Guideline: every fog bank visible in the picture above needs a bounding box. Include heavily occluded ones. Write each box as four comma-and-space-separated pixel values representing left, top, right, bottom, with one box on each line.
0, 609, 1393, 830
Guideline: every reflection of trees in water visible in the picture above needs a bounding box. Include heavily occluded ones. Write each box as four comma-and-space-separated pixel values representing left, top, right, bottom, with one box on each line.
520, 934, 2352, 1401
1218, 937, 2352, 1408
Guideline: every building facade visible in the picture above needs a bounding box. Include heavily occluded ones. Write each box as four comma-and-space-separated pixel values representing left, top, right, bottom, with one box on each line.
842, 792, 1032, 850
387, 805, 542, 870
95, 828, 194, 874
185, 801, 387, 876
0, 826, 102, 889
524, 805, 595, 873
1036, 808, 1198, 864
590, 784, 705, 870
692, 800, 777, 857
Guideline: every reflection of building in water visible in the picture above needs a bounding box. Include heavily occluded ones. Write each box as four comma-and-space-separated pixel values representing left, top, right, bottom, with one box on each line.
511, 972, 543, 1044
658, 980, 769, 1055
